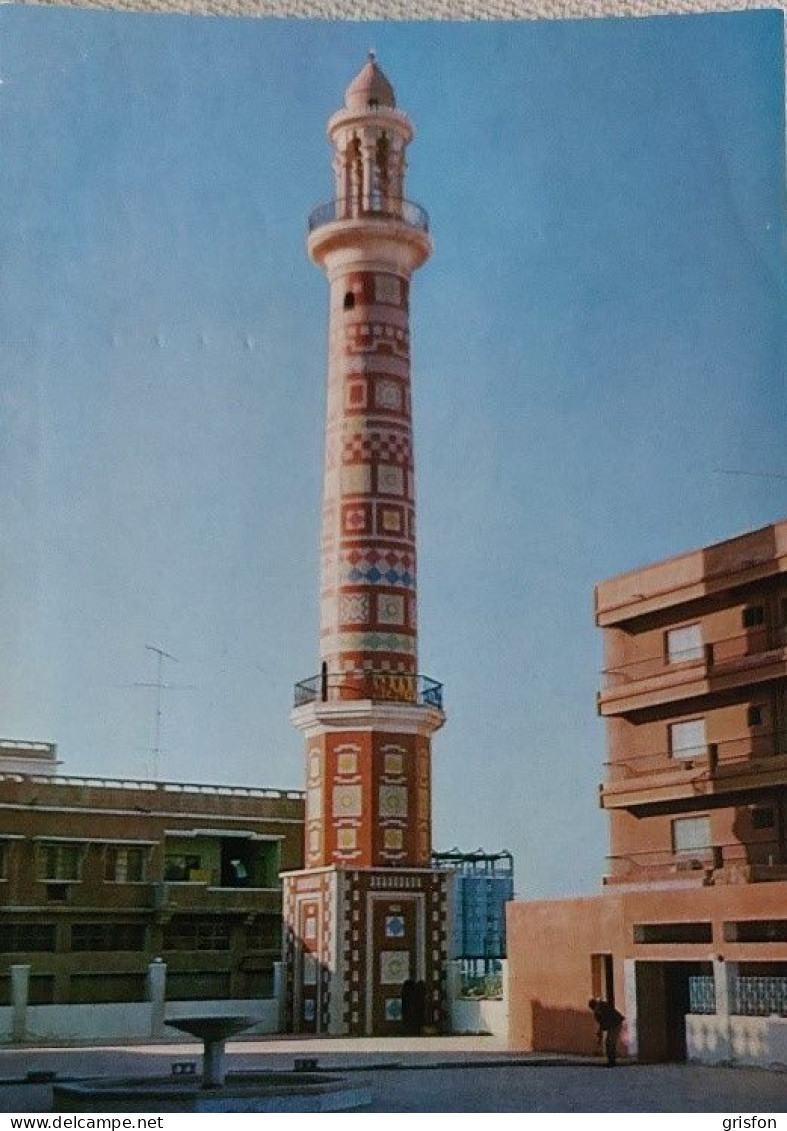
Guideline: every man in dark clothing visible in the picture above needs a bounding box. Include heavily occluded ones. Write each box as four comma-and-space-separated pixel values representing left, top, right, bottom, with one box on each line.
588, 998, 624, 1066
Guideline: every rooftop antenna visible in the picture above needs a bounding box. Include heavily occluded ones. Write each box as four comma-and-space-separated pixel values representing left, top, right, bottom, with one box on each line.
133, 645, 195, 780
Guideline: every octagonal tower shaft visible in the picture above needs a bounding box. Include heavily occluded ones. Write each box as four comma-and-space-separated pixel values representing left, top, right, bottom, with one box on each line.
311, 105, 430, 688
285, 57, 450, 1039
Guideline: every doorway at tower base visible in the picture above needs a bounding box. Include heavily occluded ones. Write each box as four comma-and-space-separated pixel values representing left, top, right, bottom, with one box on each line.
282, 866, 452, 1036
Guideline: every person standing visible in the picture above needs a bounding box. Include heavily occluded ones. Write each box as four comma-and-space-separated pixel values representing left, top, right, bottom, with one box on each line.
588, 997, 625, 1066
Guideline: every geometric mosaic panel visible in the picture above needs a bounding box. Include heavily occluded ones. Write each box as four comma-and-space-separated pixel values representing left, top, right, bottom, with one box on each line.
380, 950, 410, 985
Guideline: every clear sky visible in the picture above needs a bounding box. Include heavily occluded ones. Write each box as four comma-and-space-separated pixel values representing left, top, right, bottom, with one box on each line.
0, 7, 784, 899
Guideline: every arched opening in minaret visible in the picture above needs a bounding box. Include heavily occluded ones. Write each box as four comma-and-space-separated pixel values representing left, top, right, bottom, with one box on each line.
343, 291, 355, 310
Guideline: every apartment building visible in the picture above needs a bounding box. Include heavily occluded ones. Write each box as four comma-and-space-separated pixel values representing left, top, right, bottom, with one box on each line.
508, 520, 787, 1063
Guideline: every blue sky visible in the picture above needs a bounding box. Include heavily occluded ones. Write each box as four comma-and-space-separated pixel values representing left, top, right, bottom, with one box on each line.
0, 8, 784, 898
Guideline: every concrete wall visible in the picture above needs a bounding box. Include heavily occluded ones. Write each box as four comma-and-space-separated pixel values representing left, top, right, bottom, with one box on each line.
0, 961, 281, 1044
450, 996, 507, 1037
687, 1014, 787, 1070
507, 882, 787, 1059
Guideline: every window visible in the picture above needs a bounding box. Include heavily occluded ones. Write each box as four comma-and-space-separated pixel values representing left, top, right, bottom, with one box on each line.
751, 806, 775, 830
672, 816, 712, 855
163, 853, 202, 882
105, 846, 146, 883
343, 291, 355, 310
634, 922, 712, 944
71, 923, 147, 951
1, 924, 56, 952
742, 605, 765, 628
724, 921, 787, 943
666, 624, 703, 664
669, 718, 707, 759
36, 843, 82, 882
747, 705, 764, 728
162, 917, 231, 951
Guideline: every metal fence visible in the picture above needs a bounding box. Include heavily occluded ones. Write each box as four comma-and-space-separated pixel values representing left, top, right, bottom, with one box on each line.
688, 975, 716, 1015
732, 977, 787, 1017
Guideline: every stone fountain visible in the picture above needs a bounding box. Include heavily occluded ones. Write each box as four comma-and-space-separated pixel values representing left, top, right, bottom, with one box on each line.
52, 1015, 372, 1113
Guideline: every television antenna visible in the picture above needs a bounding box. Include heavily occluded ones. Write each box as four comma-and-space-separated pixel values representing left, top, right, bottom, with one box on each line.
132, 645, 196, 780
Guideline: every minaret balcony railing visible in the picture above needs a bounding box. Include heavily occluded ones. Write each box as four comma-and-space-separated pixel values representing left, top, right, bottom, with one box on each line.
294, 671, 443, 710
308, 197, 429, 234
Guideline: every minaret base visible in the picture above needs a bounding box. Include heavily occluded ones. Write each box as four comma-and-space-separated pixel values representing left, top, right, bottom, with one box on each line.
282, 865, 453, 1036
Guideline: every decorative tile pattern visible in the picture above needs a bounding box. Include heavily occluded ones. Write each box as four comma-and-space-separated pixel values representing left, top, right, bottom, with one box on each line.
377, 593, 405, 626
385, 914, 406, 938
384, 828, 404, 850
385, 998, 403, 1021
375, 275, 402, 305
337, 827, 357, 850
380, 950, 410, 985
341, 463, 372, 493
332, 784, 363, 818
375, 379, 403, 411
306, 785, 322, 821
341, 503, 371, 534
379, 784, 408, 818
377, 464, 405, 496
340, 593, 370, 624
378, 505, 403, 534
336, 750, 358, 775
384, 751, 404, 776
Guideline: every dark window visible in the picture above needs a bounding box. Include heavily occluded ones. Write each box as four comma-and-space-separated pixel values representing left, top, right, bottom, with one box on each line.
747, 705, 764, 727
743, 605, 765, 628
1, 924, 57, 952
724, 921, 787, 944
166, 971, 232, 1001
36, 843, 81, 881
633, 922, 712, 944
751, 807, 775, 830
343, 291, 355, 310
163, 917, 231, 952
71, 923, 147, 951
69, 973, 146, 1004
246, 916, 281, 951
164, 854, 202, 882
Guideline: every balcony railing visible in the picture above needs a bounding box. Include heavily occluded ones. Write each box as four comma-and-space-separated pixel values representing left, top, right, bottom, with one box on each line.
605, 840, 784, 886
604, 729, 787, 783
294, 670, 443, 711
308, 197, 429, 234
602, 625, 787, 690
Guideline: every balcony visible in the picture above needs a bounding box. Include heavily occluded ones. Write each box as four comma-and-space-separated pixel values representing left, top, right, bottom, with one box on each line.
600, 732, 787, 812
308, 197, 429, 234
604, 840, 785, 890
294, 670, 443, 711
599, 626, 787, 716
154, 882, 282, 917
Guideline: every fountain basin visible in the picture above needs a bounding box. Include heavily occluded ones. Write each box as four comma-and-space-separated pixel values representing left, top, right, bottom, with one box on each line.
53, 1072, 372, 1113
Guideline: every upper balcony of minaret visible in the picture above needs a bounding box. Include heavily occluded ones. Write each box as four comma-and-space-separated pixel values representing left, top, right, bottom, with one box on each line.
307, 54, 432, 274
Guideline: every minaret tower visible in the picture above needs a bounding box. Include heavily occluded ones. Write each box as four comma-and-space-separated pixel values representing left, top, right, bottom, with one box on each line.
283, 55, 450, 1037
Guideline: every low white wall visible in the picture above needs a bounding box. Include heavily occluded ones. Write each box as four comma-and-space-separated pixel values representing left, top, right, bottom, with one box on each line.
0, 998, 279, 1044
450, 996, 507, 1037
687, 1013, 787, 1069
25, 1003, 152, 1042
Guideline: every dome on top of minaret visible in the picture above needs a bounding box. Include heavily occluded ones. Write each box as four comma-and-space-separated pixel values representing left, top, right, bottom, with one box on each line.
344, 52, 396, 112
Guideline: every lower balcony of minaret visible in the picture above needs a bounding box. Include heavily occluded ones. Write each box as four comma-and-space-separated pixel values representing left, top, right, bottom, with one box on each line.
291, 669, 445, 738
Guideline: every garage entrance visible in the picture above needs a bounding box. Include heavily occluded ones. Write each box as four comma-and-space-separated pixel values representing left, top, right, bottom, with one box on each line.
635, 961, 714, 1062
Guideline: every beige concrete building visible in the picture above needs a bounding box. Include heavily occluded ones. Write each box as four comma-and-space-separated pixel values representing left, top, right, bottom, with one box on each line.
0, 740, 304, 1008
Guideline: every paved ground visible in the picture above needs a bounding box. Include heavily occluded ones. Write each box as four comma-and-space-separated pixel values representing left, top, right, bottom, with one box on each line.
0, 1038, 785, 1113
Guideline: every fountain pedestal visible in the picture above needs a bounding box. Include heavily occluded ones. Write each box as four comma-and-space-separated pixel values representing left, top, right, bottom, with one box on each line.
164, 1015, 256, 1088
